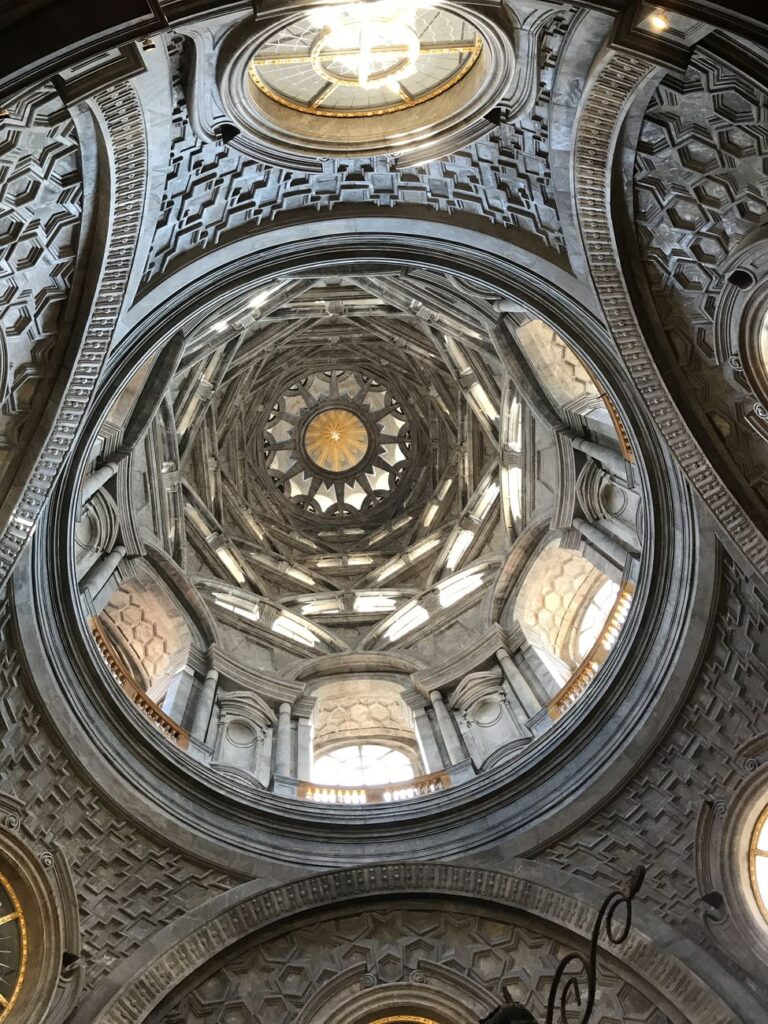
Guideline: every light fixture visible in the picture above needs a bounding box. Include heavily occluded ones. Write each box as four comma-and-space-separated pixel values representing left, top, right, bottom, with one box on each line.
273, 614, 318, 646
216, 547, 246, 585
648, 8, 669, 31
301, 598, 341, 615
213, 595, 260, 622
422, 502, 439, 527
376, 559, 404, 582
502, 465, 522, 521
285, 566, 315, 586
437, 570, 484, 608
469, 381, 499, 422
446, 528, 474, 570
354, 593, 397, 613
409, 536, 441, 560
474, 479, 500, 519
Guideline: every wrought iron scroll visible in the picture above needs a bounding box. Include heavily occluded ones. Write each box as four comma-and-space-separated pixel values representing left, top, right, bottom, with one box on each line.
478, 866, 646, 1024
544, 866, 645, 1024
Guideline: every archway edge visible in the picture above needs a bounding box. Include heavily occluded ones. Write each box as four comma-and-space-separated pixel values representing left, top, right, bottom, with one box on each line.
70, 859, 756, 1024
125, 214, 599, 344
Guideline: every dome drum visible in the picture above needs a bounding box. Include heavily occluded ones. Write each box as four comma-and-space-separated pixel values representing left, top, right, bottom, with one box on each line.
26, 223, 704, 863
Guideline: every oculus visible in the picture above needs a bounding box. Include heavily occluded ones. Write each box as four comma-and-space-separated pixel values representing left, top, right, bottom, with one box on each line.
263, 369, 412, 517
0, 872, 26, 1023
247, 2, 482, 117
213, 0, 516, 164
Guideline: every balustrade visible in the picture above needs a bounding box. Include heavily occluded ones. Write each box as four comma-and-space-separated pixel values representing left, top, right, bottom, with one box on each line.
547, 585, 634, 719
90, 616, 190, 749
297, 769, 451, 805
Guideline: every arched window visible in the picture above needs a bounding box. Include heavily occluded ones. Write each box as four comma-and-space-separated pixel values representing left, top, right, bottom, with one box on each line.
577, 578, 620, 660
750, 803, 768, 923
312, 745, 415, 787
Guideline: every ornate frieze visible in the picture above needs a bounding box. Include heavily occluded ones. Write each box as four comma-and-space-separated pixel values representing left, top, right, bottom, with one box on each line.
574, 49, 768, 574
0, 605, 243, 996
634, 53, 768, 519
0, 85, 82, 462
0, 81, 147, 585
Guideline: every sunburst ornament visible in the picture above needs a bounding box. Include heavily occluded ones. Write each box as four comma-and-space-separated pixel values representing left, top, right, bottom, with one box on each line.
304, 408, 370, 473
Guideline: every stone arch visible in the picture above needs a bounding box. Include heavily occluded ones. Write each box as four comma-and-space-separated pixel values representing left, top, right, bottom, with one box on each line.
31, 215, 703, 865
69, 861, 753, 1024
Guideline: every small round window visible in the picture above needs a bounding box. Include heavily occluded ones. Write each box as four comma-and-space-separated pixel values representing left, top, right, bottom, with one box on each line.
750, 802, 768, 922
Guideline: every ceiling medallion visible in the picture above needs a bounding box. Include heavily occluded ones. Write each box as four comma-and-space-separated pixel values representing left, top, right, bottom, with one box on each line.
247, 1, 482, 118
304, 408, 371, 472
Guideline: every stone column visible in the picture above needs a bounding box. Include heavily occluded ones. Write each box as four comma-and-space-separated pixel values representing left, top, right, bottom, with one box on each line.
496, 647, 540, 719
512, 649, 553, 705
80, 545, 126, 607
163, 667, 196, 728
190, 669, 218, 744
429, 690, 464, 765
570, 435, 626, 478
520, 647, 562, 700
413, 705, 443, 773
296, 717, 312, 780
275, 702, 293, 777
82, 461, 119, 502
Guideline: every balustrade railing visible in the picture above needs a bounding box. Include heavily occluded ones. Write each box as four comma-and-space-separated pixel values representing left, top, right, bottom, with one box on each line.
547, 584, 634, 719
89, 616, 190, 749
298, 769, 451, 805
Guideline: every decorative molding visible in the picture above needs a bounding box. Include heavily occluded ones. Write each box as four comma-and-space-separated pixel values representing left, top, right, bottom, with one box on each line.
0, 81, 147, 585
84, 861, 741, 1024
0, 84, 83, 462
140, 16, 574, 284
0, 603, 245, 994
574, 49, 768, 575
152, 899, 672, 1024
540, 558, 768, 988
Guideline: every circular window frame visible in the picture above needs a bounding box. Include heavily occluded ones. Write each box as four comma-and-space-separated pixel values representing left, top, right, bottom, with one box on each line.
0, 870, 27, 1024
246, 4, 484, 119
749, 802, 768, 924
258, 371, 420, 522
300, 405, 376, 478
217, 2, 516, 165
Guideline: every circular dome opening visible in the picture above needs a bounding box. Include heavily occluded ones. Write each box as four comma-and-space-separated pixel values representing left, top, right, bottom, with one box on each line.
39, 223, 704, 867
217, 2, 515, 164
247, 2, 482, 118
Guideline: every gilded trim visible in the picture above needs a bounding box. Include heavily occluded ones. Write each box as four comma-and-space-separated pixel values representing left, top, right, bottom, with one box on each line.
0, 871, 27, 1024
